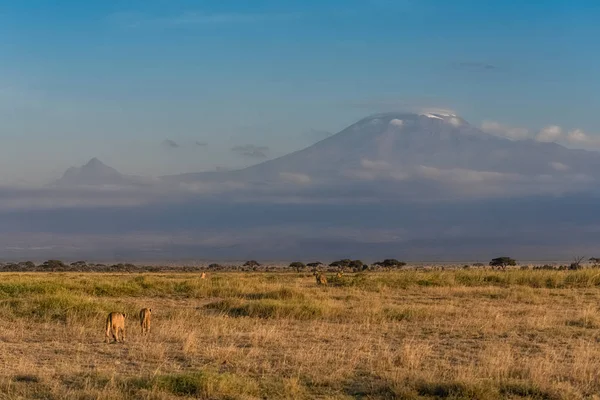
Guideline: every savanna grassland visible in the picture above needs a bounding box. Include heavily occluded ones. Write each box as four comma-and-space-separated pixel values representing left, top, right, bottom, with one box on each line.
1, 269, 600, 399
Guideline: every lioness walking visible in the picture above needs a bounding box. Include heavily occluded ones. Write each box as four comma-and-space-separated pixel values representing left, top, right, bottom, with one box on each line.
314, 272, 328, 286
105, 312, 126, 343
139, 308, 152, 335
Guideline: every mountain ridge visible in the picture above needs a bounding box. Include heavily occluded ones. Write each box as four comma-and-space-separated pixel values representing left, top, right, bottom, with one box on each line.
53, 158, 150, 187
159, 112, 600, 191
56, 112, 600, 200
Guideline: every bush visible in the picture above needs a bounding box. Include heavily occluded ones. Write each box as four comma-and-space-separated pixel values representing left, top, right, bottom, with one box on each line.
374, 259, 407, 268
349, 260, 365, 270
489, 257, 517, 270
289, 262, 306, 271
155, 371, 259, 398
243, 260, 261, 267
70, 261, 87, 268
534, 264, 556, 270
41, 260, 67, 270
330, 259, 365, 270
18, 261, 35, 269
329, 259, 352, 268
205, 298, 325, 320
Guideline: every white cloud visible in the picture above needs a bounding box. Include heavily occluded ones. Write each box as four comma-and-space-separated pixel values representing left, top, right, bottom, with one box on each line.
481, 121, 530, 140
533, 126, 600, 148
415, 166, 517, 184
535, 125, 563, 142
279, 172, 311, 184
567, 129, 589, 143
419, 107, 457, 116
352, 161, 520, 185
389, 119, 404, 128
347, 159, 409, 181
550, 162, 569, 171
449, 117, 462, 127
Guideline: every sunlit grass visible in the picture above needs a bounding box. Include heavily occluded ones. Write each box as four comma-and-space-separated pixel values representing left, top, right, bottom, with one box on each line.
0, 269, 599, 398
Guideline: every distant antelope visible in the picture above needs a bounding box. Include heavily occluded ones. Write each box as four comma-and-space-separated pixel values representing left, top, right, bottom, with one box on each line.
200, 272, 206, 279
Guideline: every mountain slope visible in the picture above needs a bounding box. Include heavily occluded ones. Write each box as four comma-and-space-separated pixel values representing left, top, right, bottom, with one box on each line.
54, 158, 146, 187
163, 112, 600, 191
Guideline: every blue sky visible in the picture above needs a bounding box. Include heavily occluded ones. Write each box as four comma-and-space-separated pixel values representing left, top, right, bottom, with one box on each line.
2, 0, 600, 184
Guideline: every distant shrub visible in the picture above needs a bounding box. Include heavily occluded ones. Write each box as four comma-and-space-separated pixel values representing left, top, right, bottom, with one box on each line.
569, 256, 585, 270
41, 260, 67, 270
534, 264, 556, 270
349, 260, 365, 271
329, 259, 352, 268
289, 262, 306, 272
70, 261, 88, 268
205, 298, 324, 320
243, 260, 261, 267
155, 371, 259, 398
489, 257, 517, 270
374, 259, 407, 268
306, 262, 323, 268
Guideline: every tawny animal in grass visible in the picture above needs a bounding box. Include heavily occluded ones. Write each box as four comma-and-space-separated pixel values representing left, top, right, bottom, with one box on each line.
105, 312, 126, 343
336, 271, 344, 278
139, 308, 152, 335
314, 272, 328, 286
201, 272, 206, 279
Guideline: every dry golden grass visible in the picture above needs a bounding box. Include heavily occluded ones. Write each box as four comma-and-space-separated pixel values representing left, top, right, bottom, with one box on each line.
0, 269, 600, 399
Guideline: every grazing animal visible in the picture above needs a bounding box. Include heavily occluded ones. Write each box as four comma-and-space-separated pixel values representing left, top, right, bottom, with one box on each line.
105, 312, 126, 343
314, 272, 328, 286
139, 308, 152, 335
201, 272, 206, 279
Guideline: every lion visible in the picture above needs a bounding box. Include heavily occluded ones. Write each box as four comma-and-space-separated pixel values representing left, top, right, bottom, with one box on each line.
105, 312, 126, 343
336, 271, 344, 278
139, 308, 152, 335
200, 272, 206, 279
314, 272, 328, 286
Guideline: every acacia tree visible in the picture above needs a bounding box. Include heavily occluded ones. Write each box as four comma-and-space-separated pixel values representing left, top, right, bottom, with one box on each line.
289, 262, 306, 272
348, 260, 365, 271
329, 259, 352, 268
569, 256, 586, 270
489, 257, 516, 270
374, 259, 407, 268
243, 260, 261, 267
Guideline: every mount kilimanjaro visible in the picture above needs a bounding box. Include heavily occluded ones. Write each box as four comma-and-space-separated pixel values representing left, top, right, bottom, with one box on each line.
17, 111, 600, 261
60, 112, 600, 201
